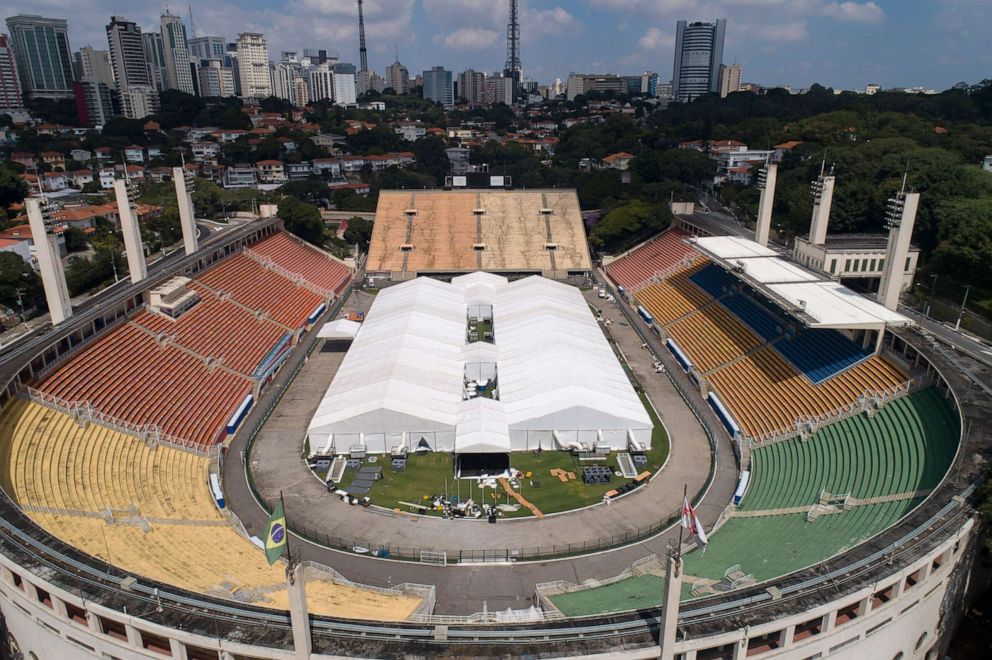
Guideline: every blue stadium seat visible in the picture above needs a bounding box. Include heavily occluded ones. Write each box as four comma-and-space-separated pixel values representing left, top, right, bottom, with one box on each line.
689, 264, 739, 298
775, 329, 872, 384
721, 294, 782, 341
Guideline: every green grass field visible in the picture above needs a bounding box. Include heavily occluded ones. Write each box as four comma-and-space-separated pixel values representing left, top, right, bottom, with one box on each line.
329, 394, 670, 518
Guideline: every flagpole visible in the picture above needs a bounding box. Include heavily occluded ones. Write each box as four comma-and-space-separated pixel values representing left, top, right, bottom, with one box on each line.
676, 483, 687, 560
280, 490, 294, 572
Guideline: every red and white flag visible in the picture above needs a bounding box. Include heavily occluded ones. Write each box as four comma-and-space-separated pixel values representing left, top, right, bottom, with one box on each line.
681, 497, 708, 546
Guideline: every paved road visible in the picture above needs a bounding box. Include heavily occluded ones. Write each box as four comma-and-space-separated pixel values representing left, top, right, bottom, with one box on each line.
222, 281, 738, 615
248, 288, 718, 553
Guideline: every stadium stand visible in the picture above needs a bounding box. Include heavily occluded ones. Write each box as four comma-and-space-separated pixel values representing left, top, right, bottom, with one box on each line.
131, 283, 290, 376
195, 253, 326, 329
689, 263, 741, 299
666, 305, 762, 373
247, 232, 351, 296
545, 388, 959, 614
605, 228, 699, 291
634, 264, 712, 325
0, 401, 422, 621
720, 293, 783, 342
775, 328, 873, 384
708, 347, 906, 438
37, 323, 251, 448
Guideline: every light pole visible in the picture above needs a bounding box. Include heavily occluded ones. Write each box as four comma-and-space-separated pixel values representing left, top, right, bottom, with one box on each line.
924, 274, 938, 317
954, 285, 971, 331
14, 287, 27, 330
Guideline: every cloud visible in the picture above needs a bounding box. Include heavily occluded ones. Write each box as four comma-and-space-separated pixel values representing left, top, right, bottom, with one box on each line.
524, 7, 581, 37
819, 2, 884, 23
637, 27, 675, 51
437, 27, 500, 50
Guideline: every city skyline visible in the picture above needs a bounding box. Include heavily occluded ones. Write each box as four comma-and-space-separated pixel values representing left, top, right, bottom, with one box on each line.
0, 0, 989, 92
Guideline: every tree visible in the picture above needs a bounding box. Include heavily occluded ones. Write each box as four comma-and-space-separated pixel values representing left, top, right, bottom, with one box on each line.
0, 252, 43, 312
589, 201, 672, 253
279, 198, 325, 245
343, 217, 374, 252
62, 226, 89, 253
0, 166, 28, 209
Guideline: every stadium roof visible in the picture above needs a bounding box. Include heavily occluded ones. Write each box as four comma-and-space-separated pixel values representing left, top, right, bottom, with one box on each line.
366, 190, 592, 276
689, 236, 914, 330
307, 273, 651, 452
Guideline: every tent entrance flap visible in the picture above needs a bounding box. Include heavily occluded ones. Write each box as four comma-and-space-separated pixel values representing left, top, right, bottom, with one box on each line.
457, 453, 510, 478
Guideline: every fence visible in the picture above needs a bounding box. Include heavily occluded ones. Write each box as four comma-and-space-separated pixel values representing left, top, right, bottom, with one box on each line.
16, 385, 214, 457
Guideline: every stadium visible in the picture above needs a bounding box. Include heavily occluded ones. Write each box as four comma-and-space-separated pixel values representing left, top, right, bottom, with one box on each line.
0, 179, 987, 660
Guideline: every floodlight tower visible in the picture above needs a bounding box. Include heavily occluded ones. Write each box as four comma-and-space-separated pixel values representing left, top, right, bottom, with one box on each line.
357, 0, 368, 73
504, 0, 521, 93
25, 197, 72, 325
878, 175, 919, 312
112, 173, 148, 283
754, 162, 777, 246
808, 161, 835, 245
173, 163, 199, 255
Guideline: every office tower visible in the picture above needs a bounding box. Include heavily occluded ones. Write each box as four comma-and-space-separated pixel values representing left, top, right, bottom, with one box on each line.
303, 48, 328, 64
142, 32, 167, 91
422, 66, 453, 108
198, 59, 235, 97
309, 64, 334, 102
458, 69, 484, 103
189, 36, 227, 62
75, 47, 115, 88
5, 15, 74, 99
73, 80, 116, 127
0, 34, 24, 109
119, 85, 159, 119
386, 56, 409, 94
161, 13, 195, 94
718, 63, 742, 98
106, 17, 150, 90
672, 18, 726, 102
236, 33, 272, 98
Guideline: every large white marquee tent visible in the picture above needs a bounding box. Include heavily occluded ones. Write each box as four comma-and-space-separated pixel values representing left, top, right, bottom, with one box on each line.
307, 273, 653, 456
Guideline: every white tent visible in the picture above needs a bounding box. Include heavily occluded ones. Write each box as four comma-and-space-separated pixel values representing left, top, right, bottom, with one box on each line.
307, 274, 653, 454
317, 319, 361, 339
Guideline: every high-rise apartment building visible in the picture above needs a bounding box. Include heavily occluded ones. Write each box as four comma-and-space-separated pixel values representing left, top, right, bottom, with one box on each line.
142, 32, 167, 91
119, 85, 159, 119
308, 64, 334, 102
161, 13, 195, 94
333, 72, 357, 106
422, 66, 453, 108
75, 47, 115, 88
235, 33, 271, 98
0, 34, 24, 109
106, 17, 150, 90
198, 59, 235, 97
483, 76, 514, 106
385, 58, 409, 95
5, 15, 74, 99
672, 18, 726, 102
73, 80, 116, 127
457, 69, 484, 103
718, 63, 742, 98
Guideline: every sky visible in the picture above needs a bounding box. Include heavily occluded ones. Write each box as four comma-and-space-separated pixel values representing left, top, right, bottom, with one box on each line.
4, 0, 990, 91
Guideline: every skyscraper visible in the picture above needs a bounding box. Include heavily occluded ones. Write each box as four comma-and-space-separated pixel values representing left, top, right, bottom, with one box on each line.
457, 69, 484, 103
0, 34, 25, 109
189, 36, 228, 62
5, 15, 74, 99
161, 13, 195, 94
672, 18, 726, 103
198, 59, 236, 97
385, 57, 409, 95
75, 47, 115, 89
235, 33, 272, 98
142, 32, 167, 91
422, 66, 453, 108
106, 17, 150, 89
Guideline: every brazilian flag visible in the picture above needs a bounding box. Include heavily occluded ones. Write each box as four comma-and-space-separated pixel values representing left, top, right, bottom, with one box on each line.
264, 500, 288, 565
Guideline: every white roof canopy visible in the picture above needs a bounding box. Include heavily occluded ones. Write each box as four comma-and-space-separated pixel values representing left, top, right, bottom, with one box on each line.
317, 319, 361, 339
689, 236, 914, 330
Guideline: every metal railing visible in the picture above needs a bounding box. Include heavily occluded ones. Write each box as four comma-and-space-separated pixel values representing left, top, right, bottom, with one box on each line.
242, 246, 334, 299
16, 385, 215, 457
